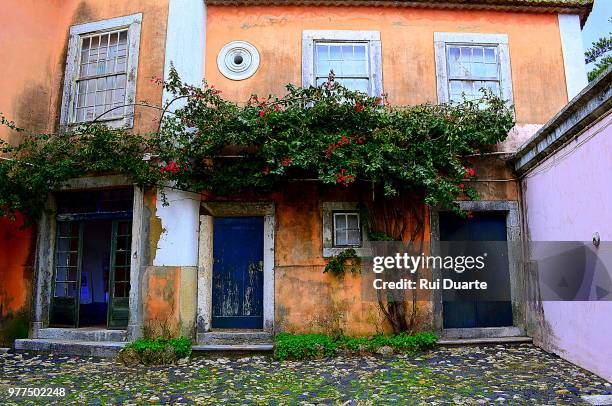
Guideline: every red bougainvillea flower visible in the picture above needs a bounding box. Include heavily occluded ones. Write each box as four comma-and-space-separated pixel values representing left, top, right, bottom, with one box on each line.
259, 110, 266, 118
465, 167, 477, 178
335, 168, 356, 187
160, 161, 180, 174
466, 211, 474, 220
458, 183, 465, 189
338, 135, 350, 146
281, 157, 292, 167
354, 102, 365, 113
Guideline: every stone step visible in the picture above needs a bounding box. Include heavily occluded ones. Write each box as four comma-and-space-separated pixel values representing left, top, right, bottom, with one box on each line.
192, 344, 273, 352
198, 330, 273, 345
441, 327, 525, 339
14, 339, 126, 357
36, 328, 127, 342
438, 336, 533, 346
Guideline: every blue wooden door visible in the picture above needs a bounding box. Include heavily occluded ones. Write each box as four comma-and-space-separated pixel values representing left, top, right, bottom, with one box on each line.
440, 212, 513, 328
212, 217, 264, 329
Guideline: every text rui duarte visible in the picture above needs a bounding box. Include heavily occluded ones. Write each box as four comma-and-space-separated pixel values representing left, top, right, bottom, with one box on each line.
371, 253, 489, 291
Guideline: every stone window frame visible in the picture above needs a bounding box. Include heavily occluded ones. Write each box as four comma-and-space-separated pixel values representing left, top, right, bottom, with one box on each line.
60, 13, 143, 129
321, 202, 372, 257
434, 32, 514, 104
302, 30, 383, 96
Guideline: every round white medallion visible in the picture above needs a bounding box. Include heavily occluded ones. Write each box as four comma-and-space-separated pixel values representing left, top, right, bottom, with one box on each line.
217, 41, 260, 81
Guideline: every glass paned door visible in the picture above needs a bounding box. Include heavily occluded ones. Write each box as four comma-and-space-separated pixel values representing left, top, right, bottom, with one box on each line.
50, 221, 83, 327
107, 220, 132, 329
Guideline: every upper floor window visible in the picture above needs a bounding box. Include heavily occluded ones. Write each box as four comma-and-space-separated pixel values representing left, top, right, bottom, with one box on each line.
60, 14, 142, 129
302, 30, 383, 96
434, 33, 513, 104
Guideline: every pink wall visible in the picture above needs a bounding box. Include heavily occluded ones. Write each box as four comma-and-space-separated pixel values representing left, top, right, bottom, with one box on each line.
522, 112, 612, 382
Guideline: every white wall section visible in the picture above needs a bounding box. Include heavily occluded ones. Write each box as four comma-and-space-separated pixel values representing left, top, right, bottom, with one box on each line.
154, 188, 201, 267
163, 0, 206, 106
155, 0, 207, 267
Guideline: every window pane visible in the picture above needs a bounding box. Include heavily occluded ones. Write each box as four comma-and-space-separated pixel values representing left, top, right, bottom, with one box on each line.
335, 214, 347, 230
347, 214, 359, 229
485, 63, 498, 78
347, 229, 361, 245
335, 232, 348, 246
484, 47, 496, 63
472, 47, 483, 63
55, 282, 77, 298
329, 45, 342, 60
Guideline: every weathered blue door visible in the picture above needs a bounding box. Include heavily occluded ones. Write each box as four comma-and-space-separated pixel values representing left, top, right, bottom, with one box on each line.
440, 212, 513, 328
212, 217, 264, 329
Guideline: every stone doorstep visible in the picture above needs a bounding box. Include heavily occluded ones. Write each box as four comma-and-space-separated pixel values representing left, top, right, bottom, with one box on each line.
192, 344, 273, 352
197, 330, 273, 345
441, 326, 525, 339
14, 339, 126, 357
438, 336, 533, 346
36, 328, 127, 342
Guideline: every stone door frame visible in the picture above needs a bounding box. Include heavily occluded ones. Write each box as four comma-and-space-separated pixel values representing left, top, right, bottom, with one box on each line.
196, 202, 275, 342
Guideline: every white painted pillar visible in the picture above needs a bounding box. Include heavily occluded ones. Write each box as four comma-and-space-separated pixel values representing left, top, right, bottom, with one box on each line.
153, 188, 201, 266
558, 14, 588, 100
163, 0, 206, 107
154, 0, 207, 267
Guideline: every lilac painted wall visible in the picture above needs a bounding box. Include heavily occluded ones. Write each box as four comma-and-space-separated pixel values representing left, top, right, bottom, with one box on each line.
522, 112, 612, 382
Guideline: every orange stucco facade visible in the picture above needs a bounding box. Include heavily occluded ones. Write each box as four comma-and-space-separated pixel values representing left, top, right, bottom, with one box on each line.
205, 5, 569, 125
0, 1, 583, 339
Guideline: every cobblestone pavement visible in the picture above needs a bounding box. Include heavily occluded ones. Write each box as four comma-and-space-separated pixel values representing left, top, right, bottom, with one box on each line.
0, 344, 610, 405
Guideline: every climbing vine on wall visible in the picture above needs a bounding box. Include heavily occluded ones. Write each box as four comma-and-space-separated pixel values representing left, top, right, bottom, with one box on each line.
0, 66, 514, 222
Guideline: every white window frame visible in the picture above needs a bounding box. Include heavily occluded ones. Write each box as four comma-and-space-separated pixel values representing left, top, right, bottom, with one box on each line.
302, 30, 383, 96
434, 32, 513, 104
60, 13, 143, 129
333, 211, 362, 248
321, 202, 372, 257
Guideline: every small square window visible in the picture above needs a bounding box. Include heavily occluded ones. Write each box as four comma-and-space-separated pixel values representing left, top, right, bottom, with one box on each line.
333, 212, 361, 247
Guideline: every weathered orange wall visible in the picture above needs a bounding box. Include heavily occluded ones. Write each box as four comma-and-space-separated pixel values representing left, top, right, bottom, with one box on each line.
208, 185, 432, 336
205, 5, 568, 125
0, 213, 34, 319
0, 0, 169, 144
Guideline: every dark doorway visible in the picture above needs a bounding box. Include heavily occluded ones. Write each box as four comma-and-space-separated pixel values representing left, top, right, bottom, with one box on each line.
439, 211, 513, 328
50, 188, 133, 329
79, 220, 112, 327
212, 217, 264, 329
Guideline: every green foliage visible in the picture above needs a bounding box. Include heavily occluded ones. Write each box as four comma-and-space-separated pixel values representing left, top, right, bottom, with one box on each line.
0, 122, 163, 220
588, 55, 612, 81
585, 18, 612, 81
117, 336, 192, 365
0, 310, 30, 347
274, 332, 438, 360
274, 333, 338, 361
0, 67, 514, 220
323, 248, 360, 276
